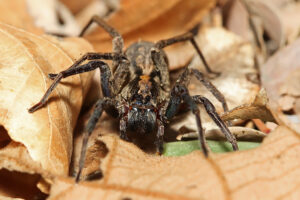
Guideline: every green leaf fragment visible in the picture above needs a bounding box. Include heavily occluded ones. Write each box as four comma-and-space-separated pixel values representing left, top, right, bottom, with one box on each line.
163, 140, 261, 156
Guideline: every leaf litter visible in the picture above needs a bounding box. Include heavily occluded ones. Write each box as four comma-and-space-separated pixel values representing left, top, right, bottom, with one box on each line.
0, 22, 94, 197
48, 126, 300, 200
82, 0, 216, 70
0, 0, 300, 199
261, 38, 300, 134
169, 26, 260, 133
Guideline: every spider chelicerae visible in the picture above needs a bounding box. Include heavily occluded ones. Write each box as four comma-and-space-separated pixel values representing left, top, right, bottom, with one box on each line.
28, 16, 238, 181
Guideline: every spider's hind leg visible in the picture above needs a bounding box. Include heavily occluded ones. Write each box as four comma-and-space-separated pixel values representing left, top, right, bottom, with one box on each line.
155, 24, 220, 76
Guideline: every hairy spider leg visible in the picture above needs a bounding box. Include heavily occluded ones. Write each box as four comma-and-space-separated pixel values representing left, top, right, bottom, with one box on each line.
165, 83, 208, 156
155, 120, 165, 154
155, 24, 220, 76
41, 59, 132, 181
38, 60, 117, 181
28, 53, 121, 112
164, 69, 238, 156
76, 98, 114, 182
152, 47, 229, 114
150, 24, 231, 153
29, 16, 131, 181
190, 68, 232, 126
80, 15, 124, 71
152, 24, 229, 112
192, 68, 229, 111
192, 95, 238, 150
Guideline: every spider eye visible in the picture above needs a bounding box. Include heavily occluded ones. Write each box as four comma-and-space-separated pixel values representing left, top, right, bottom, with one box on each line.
131, 94, 142, 101
145, 95, 151, 102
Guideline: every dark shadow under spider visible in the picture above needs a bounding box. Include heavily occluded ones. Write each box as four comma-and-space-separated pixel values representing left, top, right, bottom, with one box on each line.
28, 15, 238, 182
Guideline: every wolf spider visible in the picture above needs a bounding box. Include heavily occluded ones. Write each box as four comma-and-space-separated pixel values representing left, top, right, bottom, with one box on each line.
28, 16, 238, 181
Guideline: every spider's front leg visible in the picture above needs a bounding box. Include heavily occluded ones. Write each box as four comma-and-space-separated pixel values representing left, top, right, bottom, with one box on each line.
155, 120, 165, 154
28, 54, 120, 181
165, 84, 209, 156
164, 70, 238, 156
192, 95, 238, 151
76, 97, 115, 182
28, 53, 124, 112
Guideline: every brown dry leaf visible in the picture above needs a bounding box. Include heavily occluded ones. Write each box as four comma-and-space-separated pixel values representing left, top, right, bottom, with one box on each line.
261, 38, 300, 134
221, 88, 275, 122
49, 126, 300, 200
0, 142, 50, 199
222, 0, 285, 55
84, 0, 215, 69
0, 22, 94, 182
0, 0, 43, 34
170, 27, 260, 132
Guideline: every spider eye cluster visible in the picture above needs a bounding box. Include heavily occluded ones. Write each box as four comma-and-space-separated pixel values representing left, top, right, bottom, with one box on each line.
132, 94, 151, 105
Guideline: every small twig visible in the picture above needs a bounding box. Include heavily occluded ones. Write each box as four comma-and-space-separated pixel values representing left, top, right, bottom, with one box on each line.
252, 119, 270, 134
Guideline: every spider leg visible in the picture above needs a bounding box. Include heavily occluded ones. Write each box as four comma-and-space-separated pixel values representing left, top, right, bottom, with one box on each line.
155, 120, 165, 154
155, 24, 219, 75
76, 98, 113, 182
190, 69, 228, 112
79, 15, 124, 71
119, 115, 129, 141
112, 59, 130, 95
192, 95, 238, 151
48, 52, 125, 80
165, 84, 208, 156
29, 60, 114, 112
190, 68, 231, 126
165, 66, 237, 156
150, 48, 170, 92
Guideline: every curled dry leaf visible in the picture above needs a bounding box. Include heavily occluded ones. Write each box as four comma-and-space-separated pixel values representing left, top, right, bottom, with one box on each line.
178, 126, 266, 142
49, 126, 300, 200
0, 142, 50, 198
84, 0, 215, 69
170, 27, 260, 132
261, 38, 300, 134
221, 88, 275, 122
222, 0, 250, 40
0, 22, 94, 184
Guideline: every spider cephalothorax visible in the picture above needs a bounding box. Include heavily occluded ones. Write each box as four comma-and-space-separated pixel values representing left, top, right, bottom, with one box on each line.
29, 16, 238, 181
